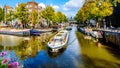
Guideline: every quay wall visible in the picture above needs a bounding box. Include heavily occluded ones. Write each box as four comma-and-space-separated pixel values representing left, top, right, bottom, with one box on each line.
77, 26, 120, 47
103, 31, 120, 47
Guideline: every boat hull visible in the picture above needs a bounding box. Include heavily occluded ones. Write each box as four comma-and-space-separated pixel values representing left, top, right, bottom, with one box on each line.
0, 30, 30, 36
47, 42, 68, 52
0, 29, 40, 36
47, 30, 69, 52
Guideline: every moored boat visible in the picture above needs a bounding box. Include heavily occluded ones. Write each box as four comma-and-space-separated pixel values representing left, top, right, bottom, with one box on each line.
66, 26, 72, 31
48, 30, 69, 52
0, 29, 30, 36
30, 29, 40, 36
0, 28, 40, 36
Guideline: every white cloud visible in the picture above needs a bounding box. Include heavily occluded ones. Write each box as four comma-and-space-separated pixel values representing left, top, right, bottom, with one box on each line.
53, 5, 59, 10
63, 11, 76, 18
63, 7, 69, 11
38, 3, 59, 11
39, 3, 46, 8
63, 0, 84, 11
50, 4, 60, 10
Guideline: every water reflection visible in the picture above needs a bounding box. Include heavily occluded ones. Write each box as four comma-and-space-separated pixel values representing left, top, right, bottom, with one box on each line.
0, 35, 30, 46
0, 26, 120, 68
23, 27, 81, 68
76, 31, 120, 68
0, 35, 44, 60
47, 48, 66, 58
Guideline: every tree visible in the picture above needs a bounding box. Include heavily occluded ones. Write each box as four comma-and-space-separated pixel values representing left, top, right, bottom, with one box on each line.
52, 12, 59, 24
56, 11, 63, 23
99, 2, 113, 18
31, 10, 38, 28
75, 0, 113, 23
15, 3, 29, 28
62, 14, 67, 22
41, 6, 55, 22
74, 4, 89, 22
0, 8, 4, 22
6, 10, 16, 24
53, 11, 67, 23
41, 6, 67, 26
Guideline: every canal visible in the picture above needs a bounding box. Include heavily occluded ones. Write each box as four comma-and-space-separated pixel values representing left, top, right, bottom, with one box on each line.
0, 26, 120, 68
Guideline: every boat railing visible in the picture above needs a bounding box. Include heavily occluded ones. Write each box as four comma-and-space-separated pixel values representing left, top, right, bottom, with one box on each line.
48, 30, 68, 46
62, 33, 67, 43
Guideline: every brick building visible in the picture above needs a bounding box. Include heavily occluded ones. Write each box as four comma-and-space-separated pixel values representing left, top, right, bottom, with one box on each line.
26, 1, 42, 12
26, 1, 42, 28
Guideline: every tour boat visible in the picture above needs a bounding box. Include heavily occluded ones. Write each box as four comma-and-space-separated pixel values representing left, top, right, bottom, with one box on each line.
48, 30, 69, 52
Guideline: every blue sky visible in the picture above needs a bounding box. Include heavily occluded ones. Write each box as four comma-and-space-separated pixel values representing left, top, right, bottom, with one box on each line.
0, 0, 84, 17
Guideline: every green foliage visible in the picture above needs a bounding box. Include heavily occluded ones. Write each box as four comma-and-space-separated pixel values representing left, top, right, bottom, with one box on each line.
99, 2, 113, 18
53, 11, 67, 23
0, 8, 4, 22
75, 0, 113, 22
0, 59, 7, 68
41, 6, 67, 24
74, 5, 88, 22
57, 11, 64, 23
15, 3, 29, 24
41, 6, 55, 22
6, 10, 16, 22
62, 14, 67, 22
109, 0, 117, 6
52, 12, 59, 23
31, 10, 38, 25
118, 0, 120, 2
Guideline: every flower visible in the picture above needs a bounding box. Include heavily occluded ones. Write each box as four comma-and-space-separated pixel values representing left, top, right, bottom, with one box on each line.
1, 59, 8, 65
0, 52, 7, 57
8, 62, 19, 68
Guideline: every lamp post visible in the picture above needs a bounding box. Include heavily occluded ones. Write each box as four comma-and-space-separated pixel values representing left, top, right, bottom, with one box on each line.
103, 19, 106, 29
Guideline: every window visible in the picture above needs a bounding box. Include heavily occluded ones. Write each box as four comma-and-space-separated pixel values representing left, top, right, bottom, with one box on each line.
29, 5, 32, 8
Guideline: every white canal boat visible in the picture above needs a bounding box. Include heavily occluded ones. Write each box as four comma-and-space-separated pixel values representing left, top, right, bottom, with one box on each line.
48, 30, 69, 52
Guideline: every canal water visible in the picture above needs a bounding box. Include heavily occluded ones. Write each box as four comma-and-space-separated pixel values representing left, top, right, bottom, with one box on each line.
0, 26, 120, 68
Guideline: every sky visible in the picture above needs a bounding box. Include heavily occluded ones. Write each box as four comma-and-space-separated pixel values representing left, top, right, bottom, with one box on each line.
0, 0, 85, 18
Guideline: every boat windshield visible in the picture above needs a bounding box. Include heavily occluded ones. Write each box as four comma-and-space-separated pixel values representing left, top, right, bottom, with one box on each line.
54, 39, 62, 42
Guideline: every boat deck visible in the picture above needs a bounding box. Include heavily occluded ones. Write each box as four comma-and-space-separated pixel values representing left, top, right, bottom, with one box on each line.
48, 30, 69, 51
